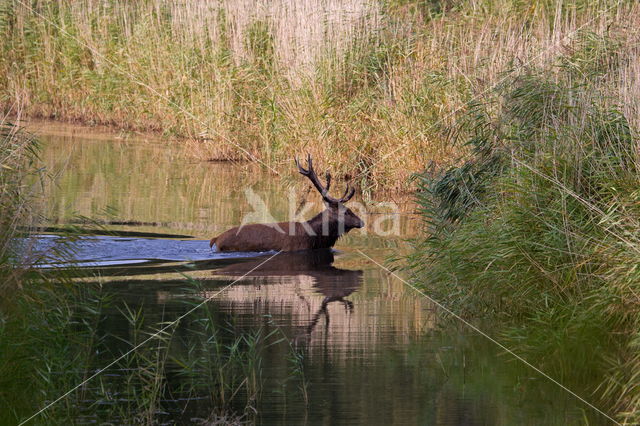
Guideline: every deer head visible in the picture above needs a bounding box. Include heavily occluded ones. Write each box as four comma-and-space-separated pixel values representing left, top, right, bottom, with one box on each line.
295, 154, 364, 233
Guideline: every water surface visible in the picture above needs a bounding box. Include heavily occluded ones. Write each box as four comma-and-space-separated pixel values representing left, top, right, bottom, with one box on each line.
28, 122, 610, 425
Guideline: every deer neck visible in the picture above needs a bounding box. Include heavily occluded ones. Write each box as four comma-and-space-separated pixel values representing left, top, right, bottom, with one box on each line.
305, 211, 343, 247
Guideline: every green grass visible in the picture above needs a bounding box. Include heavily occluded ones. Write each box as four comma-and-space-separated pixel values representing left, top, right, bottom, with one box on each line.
407, 36, 640, 423
0, 278, 280, 424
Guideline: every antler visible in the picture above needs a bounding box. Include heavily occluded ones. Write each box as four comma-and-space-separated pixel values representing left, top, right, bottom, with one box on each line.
295, 154, 355, 205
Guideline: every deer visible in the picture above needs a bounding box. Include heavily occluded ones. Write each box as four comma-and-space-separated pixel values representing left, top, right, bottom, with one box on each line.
210, 155, 364, 252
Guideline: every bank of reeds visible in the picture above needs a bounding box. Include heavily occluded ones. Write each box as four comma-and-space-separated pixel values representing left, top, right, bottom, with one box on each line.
2, 0, 638, 190
408, 34, 640, 423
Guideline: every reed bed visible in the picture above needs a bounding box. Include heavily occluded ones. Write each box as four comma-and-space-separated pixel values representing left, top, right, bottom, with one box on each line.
408, 32, 640, 423
0, 116, 42, 304
2, 0, 638, 190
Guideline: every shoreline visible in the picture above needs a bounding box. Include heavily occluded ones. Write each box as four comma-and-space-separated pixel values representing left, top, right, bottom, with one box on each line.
25, 118, 421, 208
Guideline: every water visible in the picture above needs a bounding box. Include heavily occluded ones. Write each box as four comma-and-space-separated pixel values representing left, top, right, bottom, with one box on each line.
27, 121, 610, 425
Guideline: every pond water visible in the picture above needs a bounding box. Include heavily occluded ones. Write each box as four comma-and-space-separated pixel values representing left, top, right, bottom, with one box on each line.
27, 122, 610, 425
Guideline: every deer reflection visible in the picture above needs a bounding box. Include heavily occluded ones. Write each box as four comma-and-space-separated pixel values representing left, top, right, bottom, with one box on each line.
212, 249, 363, 346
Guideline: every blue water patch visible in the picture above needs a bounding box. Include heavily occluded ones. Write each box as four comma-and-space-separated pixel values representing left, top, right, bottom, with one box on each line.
29, 234, 277, 268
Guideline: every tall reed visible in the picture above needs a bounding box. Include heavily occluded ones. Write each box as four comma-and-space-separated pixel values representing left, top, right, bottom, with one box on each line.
408, 34, 640, 422
2, 0, 638, 190
0, 118, 40, 298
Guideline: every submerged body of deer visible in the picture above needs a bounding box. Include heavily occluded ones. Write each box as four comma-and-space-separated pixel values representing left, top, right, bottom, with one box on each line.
211, 155, 364, 252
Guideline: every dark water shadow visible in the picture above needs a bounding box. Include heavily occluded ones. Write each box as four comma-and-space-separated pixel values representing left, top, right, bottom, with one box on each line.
211, 249, 363, 347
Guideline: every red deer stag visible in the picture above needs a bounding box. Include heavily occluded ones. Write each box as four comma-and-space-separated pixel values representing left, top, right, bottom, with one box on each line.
210, 155, 364, 252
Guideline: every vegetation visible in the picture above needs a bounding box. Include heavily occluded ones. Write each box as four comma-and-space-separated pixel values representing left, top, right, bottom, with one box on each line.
2, 0, 638, 190
4, 0, 640, 422
408, 33, 640, 423
0, 120, 294, 424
